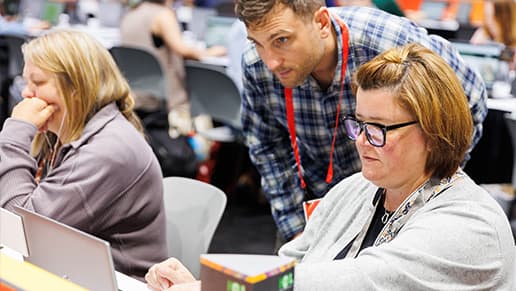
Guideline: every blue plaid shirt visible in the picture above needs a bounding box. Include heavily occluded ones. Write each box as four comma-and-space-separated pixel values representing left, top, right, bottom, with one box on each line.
241, 6, 487, 240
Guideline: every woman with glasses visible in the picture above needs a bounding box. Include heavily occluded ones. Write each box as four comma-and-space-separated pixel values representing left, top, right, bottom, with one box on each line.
276, 42, 514, 290
145, 43, 514, 290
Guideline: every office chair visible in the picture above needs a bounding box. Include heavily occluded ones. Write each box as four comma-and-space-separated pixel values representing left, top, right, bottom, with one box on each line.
0, 34, 26, 127
504, 113, 516, 242
109, 45, 167, 102
2, 34, 26, 80
505, 114, 516, 191
184, 60, 242, 142
162, 176, 227, 278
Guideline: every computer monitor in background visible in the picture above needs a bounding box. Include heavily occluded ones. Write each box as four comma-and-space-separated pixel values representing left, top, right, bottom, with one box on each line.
18, 0, 63, 25
18, 0, 41, 19
97, 2, 125, 28
40, 1, 64, 25
420, 1, 447, 20
187, 7, 217, 41
452, 41, 504, 91
455, 3, 472, 24
204, 16, 236, 48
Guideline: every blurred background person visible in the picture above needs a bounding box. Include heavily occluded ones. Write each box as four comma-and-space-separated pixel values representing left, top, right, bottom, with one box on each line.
0, 0, 49, 35
120, 0, 227, 135
470, 0, 516, 69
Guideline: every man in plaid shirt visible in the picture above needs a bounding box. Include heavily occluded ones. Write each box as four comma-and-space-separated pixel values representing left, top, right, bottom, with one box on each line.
235, 0, 487, 242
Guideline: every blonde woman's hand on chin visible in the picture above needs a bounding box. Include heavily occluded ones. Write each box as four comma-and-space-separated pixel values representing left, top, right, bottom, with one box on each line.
11, 98, 57, 132
145, 258, 200, 291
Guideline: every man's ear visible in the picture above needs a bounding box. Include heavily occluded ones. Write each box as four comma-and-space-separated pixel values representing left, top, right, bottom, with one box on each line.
314, 7, 332, 38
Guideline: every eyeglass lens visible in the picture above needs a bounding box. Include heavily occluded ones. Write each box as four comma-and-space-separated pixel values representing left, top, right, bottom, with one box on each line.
344, 118, 385, 147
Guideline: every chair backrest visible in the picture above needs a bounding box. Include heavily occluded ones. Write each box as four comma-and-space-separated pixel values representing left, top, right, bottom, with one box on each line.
504, 113, 516, 188
162, 176, 227, 278
2, 34, 26, 79
109, 45, 167, 101
184, 61, 242, 129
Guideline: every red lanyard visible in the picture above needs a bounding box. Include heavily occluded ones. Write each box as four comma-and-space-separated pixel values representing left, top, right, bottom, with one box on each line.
284, 15, 349, 189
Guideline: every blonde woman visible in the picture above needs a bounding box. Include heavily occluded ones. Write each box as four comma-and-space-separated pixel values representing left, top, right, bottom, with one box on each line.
0, 30, 167, 281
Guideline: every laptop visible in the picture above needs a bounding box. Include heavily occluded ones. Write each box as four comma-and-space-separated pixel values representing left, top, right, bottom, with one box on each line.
13, 206, 119, 291
0, 207, 29, 257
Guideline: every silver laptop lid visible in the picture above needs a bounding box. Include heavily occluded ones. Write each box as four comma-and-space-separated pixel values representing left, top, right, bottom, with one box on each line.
13, 206, 118, 291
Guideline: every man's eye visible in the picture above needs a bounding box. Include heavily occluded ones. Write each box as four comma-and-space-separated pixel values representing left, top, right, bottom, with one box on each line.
277, 37, 288, 44
273, 37, 288, 47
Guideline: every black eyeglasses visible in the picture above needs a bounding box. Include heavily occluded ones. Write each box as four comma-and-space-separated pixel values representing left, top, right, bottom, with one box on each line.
344, 116, 418, 147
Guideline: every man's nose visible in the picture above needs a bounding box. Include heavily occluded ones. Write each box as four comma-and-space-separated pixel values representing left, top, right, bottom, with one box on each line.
262, 50, 283, 71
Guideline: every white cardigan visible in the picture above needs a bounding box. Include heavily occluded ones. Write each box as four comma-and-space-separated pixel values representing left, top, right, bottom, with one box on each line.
279, 171, 515, 290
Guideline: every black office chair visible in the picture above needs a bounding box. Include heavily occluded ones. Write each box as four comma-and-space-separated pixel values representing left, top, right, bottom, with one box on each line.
0, 34, 27, 126
3, 34, 26, 79
109, 45, 168, 105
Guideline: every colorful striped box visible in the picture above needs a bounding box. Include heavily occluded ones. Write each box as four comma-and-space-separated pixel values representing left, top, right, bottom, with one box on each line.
200, 254, 296, 291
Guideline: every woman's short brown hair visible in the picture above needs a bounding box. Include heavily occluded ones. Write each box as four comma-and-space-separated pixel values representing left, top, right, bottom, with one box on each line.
352, 43, 473, 179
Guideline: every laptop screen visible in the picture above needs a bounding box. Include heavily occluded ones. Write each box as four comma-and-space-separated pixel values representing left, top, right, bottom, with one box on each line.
13, 206, 118, 291
452, 42, 504, 91
204, 16, 236, 48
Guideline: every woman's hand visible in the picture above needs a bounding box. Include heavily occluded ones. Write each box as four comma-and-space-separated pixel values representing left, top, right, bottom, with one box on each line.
145, 257, 198, 291
11, 98, 57, 131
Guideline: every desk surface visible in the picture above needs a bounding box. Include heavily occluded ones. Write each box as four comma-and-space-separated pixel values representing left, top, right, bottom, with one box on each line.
0, 251, 86, 291
0, 248, 149, 291
487, 98, 516, 113
417, 19, 459, 31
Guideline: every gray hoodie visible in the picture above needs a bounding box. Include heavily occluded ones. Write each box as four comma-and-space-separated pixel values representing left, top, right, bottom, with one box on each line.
0, 103, 167, 281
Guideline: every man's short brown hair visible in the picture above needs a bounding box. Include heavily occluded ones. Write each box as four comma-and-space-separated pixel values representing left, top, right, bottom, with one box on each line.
235, 0, 325, 28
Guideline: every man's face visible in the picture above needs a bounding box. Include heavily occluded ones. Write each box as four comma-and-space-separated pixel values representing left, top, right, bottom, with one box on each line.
246, 5, 327, 88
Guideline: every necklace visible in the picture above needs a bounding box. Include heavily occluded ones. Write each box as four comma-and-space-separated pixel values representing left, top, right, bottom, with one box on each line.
381, 209, 393, 224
